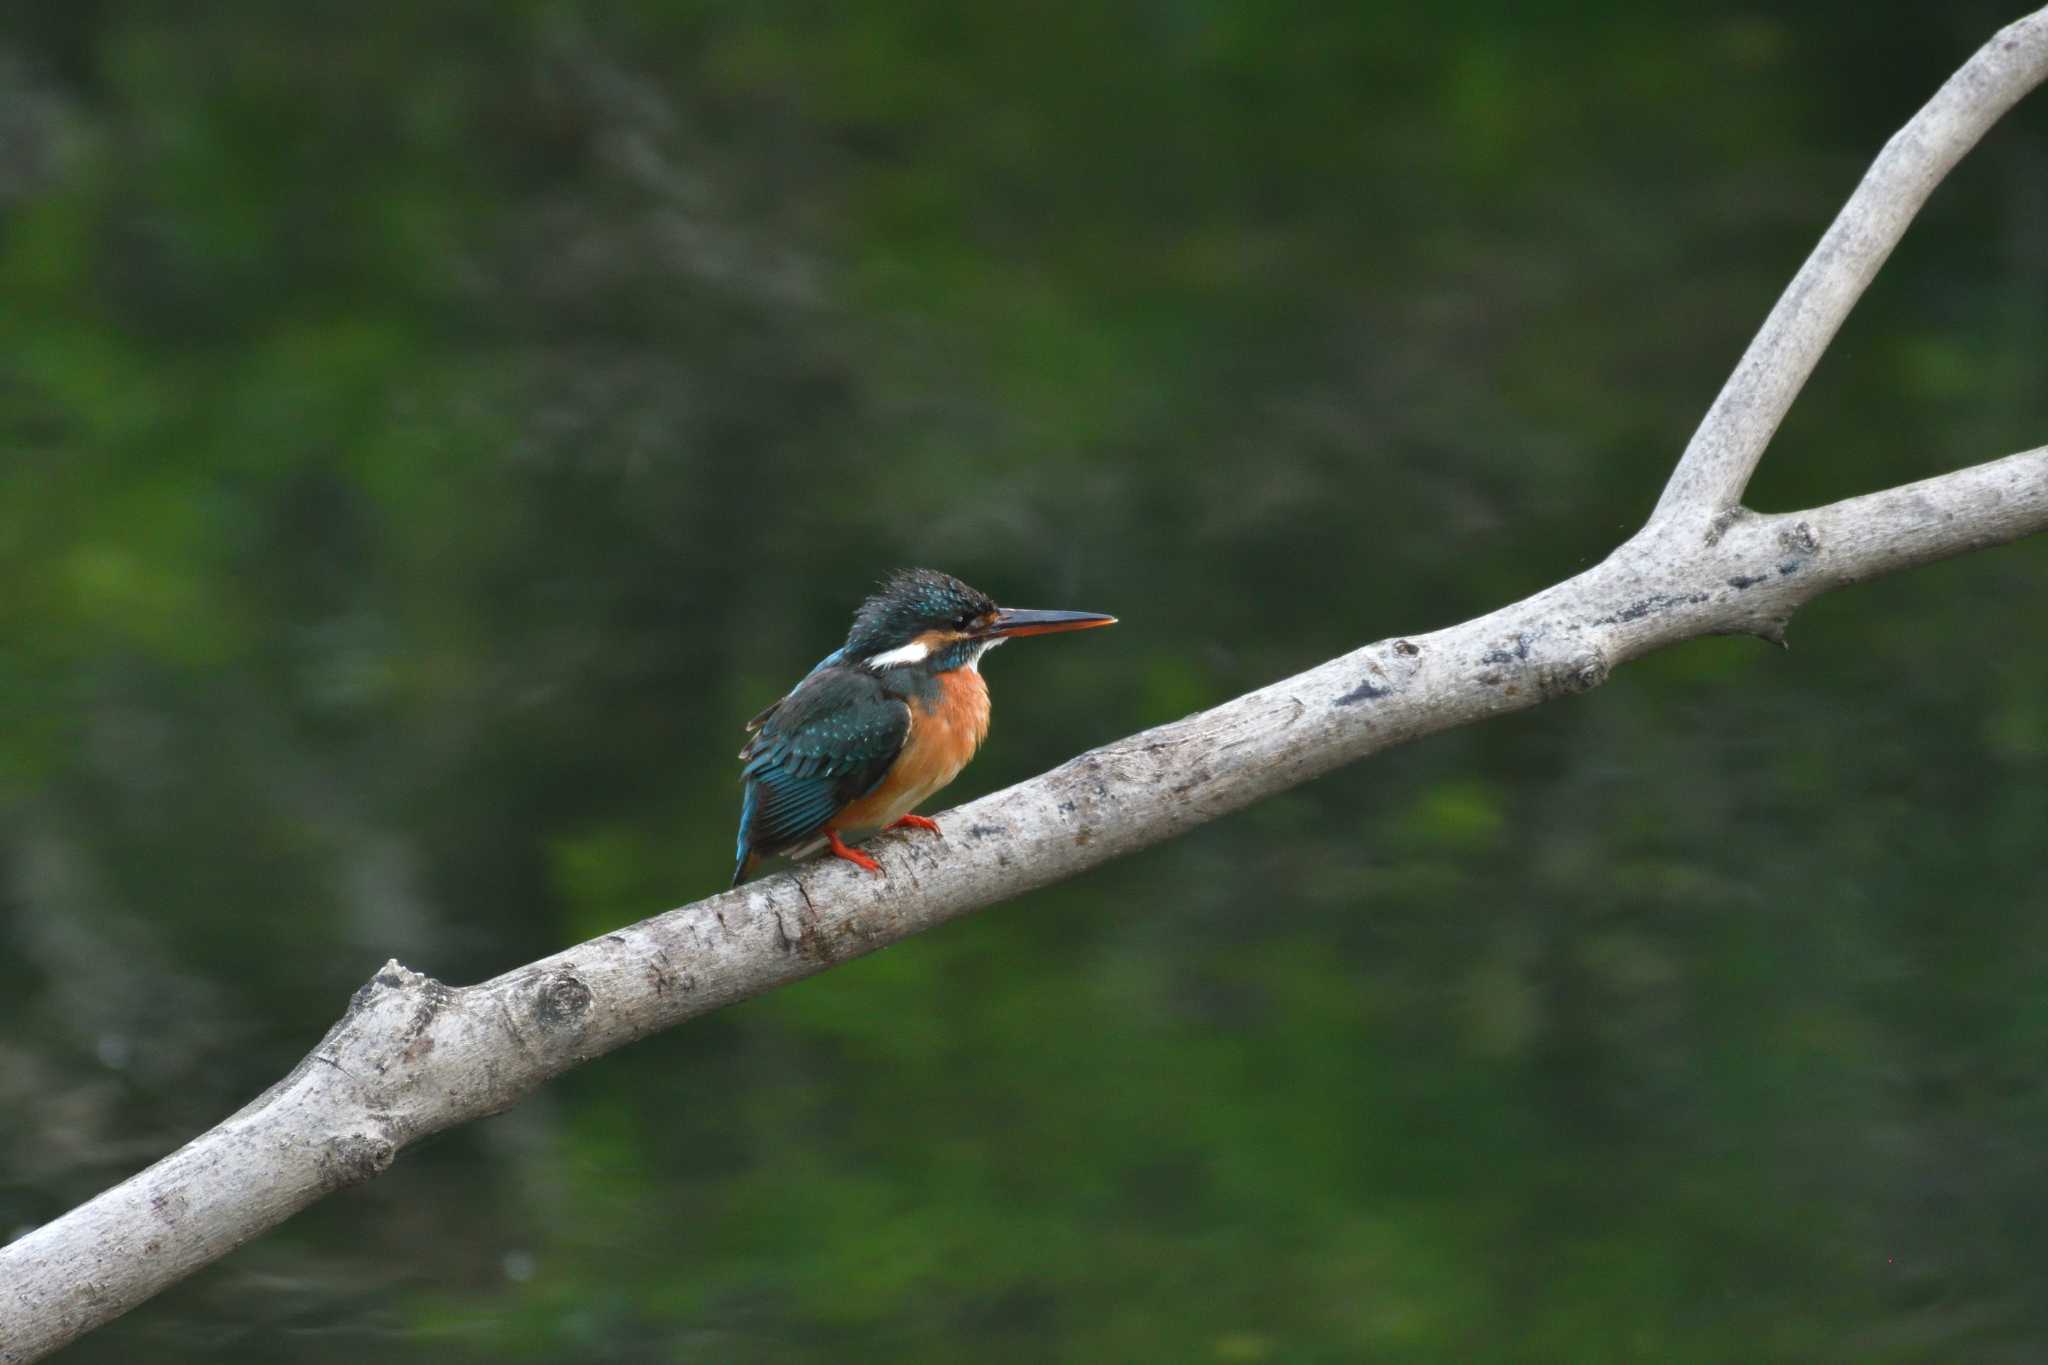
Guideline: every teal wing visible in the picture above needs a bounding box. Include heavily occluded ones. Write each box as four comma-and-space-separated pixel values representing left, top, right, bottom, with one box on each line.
733, 668, 910, 884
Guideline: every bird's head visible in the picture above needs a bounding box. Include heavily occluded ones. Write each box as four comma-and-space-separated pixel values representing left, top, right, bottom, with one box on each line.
845, 568, 1115, 675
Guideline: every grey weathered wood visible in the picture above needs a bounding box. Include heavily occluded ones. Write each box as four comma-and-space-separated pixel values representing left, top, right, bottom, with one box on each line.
4, 10, 2047, 1361
1651, 8, 2048, 530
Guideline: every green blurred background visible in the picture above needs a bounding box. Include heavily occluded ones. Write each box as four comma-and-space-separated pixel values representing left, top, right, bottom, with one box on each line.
4, 2, 2046, 1360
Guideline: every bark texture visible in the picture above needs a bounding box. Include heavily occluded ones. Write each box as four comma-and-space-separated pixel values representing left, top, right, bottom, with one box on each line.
3, 9, 2046, 1361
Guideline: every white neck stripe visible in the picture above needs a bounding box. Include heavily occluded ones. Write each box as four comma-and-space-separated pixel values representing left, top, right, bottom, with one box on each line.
864, 640, 931, 669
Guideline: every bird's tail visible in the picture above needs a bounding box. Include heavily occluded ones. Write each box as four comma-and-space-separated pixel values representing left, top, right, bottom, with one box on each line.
732, 785, 759, 886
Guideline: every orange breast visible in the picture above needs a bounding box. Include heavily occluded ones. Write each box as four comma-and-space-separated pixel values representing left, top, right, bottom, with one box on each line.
831, 668, 990, 832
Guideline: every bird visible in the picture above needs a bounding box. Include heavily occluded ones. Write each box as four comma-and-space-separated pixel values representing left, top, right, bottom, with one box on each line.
732, 568, 1115, 885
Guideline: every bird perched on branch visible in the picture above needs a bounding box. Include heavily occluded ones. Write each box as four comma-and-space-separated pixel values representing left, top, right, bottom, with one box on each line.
733, 568, 1115, 885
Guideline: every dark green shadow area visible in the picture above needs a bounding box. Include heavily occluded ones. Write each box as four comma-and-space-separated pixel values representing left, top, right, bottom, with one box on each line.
3, 2, 2045, 1360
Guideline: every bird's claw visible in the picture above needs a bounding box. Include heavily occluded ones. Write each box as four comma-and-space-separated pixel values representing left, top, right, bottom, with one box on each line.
826, 829, 884, 875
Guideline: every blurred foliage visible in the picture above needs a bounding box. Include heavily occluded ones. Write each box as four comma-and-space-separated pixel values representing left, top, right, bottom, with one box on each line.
2, 1, 2046, 1360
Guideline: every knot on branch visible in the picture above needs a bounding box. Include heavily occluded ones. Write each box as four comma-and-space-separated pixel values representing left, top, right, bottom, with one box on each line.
1778, 520, 1820, 556
348, 958, 434, 1017
1540, 648, 1610, 699
319, 1133, 396, 1191
530, 972, 594, 1033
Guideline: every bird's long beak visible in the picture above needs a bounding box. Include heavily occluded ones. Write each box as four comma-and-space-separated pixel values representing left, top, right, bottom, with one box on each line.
981, 607, 1118, 638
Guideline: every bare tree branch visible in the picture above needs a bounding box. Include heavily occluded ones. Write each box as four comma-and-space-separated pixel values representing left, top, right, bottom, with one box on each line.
1648, 8, 2048, 533
5, 12, 2047, 1362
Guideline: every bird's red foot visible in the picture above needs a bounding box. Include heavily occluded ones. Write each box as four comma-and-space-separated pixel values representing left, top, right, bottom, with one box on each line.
827, 829, 883, 875
888, 814, 942, 835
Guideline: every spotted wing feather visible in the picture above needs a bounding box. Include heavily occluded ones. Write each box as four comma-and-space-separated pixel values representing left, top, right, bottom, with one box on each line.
733, 667, 910, 884
740, 646, 850, 739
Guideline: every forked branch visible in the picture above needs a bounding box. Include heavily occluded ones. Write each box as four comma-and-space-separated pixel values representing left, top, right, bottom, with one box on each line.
1650, 7, 2048, 531
4, 10, 2046, 1362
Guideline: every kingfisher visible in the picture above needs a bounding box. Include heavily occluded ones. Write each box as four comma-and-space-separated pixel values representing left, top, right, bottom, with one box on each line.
732, 568, 1115, 885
